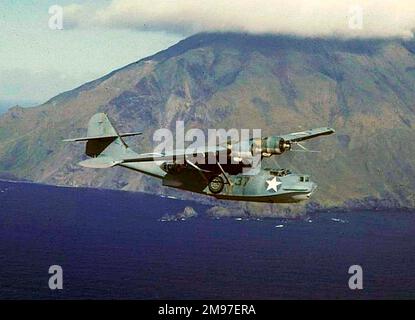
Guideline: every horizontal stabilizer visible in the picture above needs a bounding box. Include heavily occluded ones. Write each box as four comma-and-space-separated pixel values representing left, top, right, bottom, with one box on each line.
78, 157, 122, 169
63, 132, 142, 142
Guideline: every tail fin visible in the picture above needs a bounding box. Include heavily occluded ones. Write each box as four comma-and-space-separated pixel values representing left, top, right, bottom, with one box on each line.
87, 112, 119, 139
64, 113, 142, 162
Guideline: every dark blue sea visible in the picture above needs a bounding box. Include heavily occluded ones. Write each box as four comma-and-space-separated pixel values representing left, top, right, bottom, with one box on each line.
0, 180, 414, 299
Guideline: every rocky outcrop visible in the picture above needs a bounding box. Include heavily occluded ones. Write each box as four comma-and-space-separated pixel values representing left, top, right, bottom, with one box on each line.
160, 206, 198, 221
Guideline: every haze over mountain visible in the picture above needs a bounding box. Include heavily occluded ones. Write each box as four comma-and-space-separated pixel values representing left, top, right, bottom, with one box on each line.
1, 33, 414, 215
0, 100, 40, 114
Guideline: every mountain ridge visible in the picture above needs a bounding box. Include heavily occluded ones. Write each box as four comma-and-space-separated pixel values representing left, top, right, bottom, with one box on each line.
1, 32, 415, 216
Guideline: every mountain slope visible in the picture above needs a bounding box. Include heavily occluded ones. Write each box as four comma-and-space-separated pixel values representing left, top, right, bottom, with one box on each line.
1, 33, 415, 214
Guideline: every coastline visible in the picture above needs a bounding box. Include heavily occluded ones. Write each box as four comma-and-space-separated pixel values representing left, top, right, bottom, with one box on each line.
1, 179, 413, 219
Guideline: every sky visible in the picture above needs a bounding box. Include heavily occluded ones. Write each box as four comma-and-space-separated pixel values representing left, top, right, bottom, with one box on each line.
1, 0, 414, 105
0, 0, 183, 105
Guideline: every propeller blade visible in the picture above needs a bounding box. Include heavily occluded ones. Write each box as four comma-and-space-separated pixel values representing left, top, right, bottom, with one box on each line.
291, 142, 320, 153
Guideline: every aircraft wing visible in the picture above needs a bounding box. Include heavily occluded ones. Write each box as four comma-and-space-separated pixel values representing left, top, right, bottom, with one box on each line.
121, 145, 228, 163
280, 127, 335, 143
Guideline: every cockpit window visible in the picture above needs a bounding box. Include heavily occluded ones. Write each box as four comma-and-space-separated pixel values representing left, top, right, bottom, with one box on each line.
300, 176, 309, 182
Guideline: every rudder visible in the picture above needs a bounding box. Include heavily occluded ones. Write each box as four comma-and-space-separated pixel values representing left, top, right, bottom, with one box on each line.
64, 113, 142, 159
87, 113, 118, 138
85, 113, 122, 157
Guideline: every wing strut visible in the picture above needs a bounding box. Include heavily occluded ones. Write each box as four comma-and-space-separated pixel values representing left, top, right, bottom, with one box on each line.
217, 162, 232, 186
185, 159, 209, 184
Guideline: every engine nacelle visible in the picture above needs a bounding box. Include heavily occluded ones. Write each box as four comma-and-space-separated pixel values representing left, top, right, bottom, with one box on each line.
226, 136, 291, 164
251, 136, 291, 157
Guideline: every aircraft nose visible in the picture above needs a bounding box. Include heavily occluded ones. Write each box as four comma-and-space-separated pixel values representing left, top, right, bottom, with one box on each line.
310, 182, 317, 195
289, 181, 317, 202
303, 181, 317, 199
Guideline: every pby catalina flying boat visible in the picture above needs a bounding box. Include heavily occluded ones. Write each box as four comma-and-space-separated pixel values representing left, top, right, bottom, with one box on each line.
64, 113, 335, 203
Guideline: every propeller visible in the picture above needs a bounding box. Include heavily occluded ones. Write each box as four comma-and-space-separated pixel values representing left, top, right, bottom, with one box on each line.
290, 141, 320, 153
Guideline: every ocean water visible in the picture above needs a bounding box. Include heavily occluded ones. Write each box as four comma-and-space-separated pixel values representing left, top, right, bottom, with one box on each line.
0, 180, 414, 299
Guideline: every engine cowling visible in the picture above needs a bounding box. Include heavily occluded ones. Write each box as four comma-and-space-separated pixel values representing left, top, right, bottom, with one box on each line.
252, 136, 291, 157
226, 136, 292, 164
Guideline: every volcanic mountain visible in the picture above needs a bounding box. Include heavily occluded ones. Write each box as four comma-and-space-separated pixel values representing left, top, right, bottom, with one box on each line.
1, 33, 415, 215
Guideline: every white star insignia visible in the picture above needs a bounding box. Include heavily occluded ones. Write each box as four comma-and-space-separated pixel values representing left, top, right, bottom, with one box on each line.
266, 177, 281, 192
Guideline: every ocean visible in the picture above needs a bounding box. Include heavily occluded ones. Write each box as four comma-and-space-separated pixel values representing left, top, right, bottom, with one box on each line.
0, 180, 414, 299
